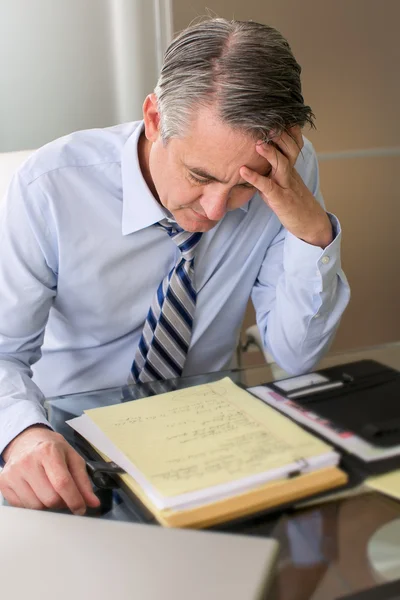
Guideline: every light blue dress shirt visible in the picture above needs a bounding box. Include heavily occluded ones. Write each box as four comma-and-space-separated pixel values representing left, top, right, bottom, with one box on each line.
0, 121, 350, 454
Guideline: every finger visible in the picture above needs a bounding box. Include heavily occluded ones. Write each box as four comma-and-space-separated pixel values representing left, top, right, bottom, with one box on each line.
1, 485, 24, 508
29, 465, 65, 509
272, 136, 299, 168
9, 479, 45, 510
43, 451, 87, 515
260, 127, 303, 171
253, 143, 291, 189
240, 166, 279, 202
66, 448, 100, 508
275, 129, 304, 168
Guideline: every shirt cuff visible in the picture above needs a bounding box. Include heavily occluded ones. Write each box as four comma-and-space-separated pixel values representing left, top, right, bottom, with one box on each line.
283, 213, 342, 283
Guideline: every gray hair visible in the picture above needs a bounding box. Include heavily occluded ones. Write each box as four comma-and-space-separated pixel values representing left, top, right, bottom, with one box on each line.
154, 18, 315, 143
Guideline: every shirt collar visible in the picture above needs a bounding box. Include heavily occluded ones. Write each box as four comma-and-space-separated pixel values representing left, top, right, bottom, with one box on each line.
121, 122, 167, 235
121, 121, 250, 236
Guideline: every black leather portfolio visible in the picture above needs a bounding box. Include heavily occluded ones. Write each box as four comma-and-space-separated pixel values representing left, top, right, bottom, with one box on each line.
269, 360, 400, 448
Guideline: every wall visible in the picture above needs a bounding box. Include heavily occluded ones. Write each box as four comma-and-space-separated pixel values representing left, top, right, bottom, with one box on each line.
172, 0, 400, 352
0, 0, 114, 151
0, 0, 171, 152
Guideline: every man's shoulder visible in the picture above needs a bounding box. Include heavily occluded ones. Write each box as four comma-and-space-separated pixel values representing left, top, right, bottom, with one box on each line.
18, 121, 141, 186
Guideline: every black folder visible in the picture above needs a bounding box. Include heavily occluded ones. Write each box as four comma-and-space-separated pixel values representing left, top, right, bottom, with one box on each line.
269, 360, 400, 448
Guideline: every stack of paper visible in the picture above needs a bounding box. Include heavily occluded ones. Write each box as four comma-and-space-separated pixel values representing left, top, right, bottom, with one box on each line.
68, 378, 347, 527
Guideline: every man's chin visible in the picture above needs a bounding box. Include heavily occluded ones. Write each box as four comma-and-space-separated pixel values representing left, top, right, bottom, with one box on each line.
187, 223, 216, 232
182, 219, 217, 233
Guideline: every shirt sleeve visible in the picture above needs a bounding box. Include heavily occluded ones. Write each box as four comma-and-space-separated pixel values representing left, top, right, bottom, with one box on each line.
0, 170, 57, 459
251, 143, 351, 375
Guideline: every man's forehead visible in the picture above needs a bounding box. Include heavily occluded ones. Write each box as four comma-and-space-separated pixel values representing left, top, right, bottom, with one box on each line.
170, 106, 271, 175
181, 107, 263, 151
179, 139, 268, 169
179, 145, 271, 181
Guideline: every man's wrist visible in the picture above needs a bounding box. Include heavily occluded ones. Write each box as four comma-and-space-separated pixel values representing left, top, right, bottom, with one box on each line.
301, 216, 334, 249
2, 424, 52, 463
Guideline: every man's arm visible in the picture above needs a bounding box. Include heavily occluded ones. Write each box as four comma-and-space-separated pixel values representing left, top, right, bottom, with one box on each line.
0, 169, 99, 512
251, 212, 349, 374
0, 170, 56, 454
243, 135, 350, 374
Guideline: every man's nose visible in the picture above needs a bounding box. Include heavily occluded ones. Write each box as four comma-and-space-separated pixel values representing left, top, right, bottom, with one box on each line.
200, 191, 229, 221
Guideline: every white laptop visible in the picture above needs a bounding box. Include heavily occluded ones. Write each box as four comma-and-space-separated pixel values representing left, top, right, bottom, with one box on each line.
0, 506, 279, 600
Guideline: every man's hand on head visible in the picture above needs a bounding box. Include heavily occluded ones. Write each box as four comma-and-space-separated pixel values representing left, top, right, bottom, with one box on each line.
0, 425, 100, 514
240, 126, 333, 249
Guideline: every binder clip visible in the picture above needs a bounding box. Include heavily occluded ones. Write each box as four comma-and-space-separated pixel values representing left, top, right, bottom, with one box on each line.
85, 460, 125, 490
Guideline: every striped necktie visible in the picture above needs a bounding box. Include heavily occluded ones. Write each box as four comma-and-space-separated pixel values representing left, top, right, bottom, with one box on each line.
129, 218, 203, 384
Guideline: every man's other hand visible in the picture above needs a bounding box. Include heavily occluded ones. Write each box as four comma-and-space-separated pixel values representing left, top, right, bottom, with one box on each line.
0, 425, 100, 514
240, 127, 333, 249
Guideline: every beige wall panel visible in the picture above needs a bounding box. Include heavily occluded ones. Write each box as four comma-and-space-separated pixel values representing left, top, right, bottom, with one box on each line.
240, 154, 400, 355
172, 0, 400, 152
320, 155, 399, 350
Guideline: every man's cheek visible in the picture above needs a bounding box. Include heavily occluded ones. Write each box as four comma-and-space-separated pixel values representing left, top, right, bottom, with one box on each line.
229, 192, 254, 211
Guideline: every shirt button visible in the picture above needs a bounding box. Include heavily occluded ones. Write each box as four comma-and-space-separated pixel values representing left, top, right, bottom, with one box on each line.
321, 256, 330, 265
314, 313, 321, 318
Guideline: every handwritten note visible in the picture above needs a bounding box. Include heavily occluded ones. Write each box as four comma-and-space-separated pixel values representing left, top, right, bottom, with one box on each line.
85, 378, 332, 498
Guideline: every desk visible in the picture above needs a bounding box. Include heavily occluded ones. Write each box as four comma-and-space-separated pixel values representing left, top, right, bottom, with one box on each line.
46, 342, 400, 600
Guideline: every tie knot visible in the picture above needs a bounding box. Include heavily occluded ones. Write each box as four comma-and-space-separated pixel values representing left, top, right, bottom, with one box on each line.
158, 218, 202, 262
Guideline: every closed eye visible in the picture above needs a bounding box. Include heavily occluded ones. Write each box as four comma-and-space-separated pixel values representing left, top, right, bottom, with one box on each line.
236, 182, 255, 189
187, 173, 209, 186
188, 172, 255, 189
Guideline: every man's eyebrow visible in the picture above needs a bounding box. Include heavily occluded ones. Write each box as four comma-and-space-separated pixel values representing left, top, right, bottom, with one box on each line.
187, 167, 227, 183
186, 165, 272, 184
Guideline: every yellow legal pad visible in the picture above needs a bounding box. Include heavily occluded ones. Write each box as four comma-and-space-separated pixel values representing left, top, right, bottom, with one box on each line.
69, 378, 347, 528
366, 470, 400, 501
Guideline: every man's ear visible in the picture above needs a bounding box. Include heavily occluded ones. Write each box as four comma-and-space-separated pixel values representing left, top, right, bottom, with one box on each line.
142, 94, 161, 142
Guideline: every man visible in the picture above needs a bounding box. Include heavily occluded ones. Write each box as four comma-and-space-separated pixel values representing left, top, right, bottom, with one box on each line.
0, 18, 350, 513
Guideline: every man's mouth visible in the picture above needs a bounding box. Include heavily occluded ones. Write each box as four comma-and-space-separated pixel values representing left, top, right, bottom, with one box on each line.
190, 208, 210, 220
